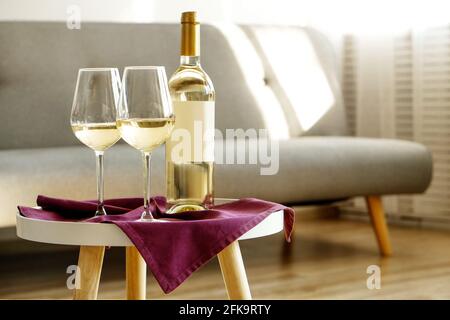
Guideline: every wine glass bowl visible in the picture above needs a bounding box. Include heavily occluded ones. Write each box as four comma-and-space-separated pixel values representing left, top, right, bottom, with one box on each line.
116, 117, 175, 153
72, 123, 121, 151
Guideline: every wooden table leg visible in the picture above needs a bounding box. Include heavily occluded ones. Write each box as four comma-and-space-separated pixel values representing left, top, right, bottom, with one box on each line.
126, 246, 147, 300
217, 241, 252, 300
366, 196, 393, 256
73, 246, 105, 300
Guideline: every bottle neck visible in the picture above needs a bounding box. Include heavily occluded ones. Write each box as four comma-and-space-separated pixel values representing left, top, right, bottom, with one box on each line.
180, 20, 200, 58
180, 55, 200, 66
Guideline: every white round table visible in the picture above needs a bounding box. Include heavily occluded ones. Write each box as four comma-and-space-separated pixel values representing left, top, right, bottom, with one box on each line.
16, 199, 284, 300
16, 209, 283, 246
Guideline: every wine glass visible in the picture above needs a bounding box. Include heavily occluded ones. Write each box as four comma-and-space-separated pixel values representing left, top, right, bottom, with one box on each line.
117, 66, 175, 221
70, 68, 121, 216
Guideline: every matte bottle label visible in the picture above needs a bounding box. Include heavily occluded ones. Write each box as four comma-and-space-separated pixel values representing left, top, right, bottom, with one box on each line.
168, 101, 215, 162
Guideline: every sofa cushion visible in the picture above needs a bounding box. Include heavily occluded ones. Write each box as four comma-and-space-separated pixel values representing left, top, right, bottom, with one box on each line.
0, 137, 432, 227
0, 145, 149, 227
214, 137, 432, 203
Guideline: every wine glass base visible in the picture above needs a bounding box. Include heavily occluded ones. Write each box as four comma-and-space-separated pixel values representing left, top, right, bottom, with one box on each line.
139, 212, 168, 222
95, 207, 107, 216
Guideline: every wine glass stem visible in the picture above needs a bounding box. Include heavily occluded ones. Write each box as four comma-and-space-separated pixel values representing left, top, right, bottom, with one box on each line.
142, 152, 155, 220
95, 151, 106, 216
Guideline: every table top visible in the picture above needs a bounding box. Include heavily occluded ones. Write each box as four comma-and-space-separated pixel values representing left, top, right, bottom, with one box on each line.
16, 202, 284, 246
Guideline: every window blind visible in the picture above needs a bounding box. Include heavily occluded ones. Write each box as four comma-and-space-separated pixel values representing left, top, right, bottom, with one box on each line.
342, 35, 358, 136
413, 25, 450, 218
341, 25, 450, 222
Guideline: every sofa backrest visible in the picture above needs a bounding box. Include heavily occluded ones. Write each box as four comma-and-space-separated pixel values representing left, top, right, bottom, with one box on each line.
242, 25, 348, 137
0, 22, 347, 150
0, 22, 267, 149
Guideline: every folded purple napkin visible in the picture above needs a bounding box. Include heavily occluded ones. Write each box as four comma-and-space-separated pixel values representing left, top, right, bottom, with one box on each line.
18, 195, 295, 293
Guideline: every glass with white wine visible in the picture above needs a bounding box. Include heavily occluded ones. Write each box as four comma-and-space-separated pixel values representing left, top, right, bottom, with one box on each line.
70, 68, 121, 216
117, 66, 175, 221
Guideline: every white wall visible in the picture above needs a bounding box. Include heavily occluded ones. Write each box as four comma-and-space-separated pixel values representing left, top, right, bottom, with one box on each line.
0, 0, 344, 58
0, 0, 152, 22
0, 0, 312, 24
2, 0, 450, 33
0, 0, 299, 24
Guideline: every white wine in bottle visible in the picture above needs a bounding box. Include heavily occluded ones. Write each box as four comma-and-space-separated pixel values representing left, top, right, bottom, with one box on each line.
166, 11, 215, 213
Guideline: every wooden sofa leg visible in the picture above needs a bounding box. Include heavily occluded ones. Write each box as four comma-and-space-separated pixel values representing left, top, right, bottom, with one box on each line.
365, 196, 393, 256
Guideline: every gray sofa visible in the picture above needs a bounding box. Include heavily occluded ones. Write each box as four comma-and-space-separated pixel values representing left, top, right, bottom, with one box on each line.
0, 22, 432, 252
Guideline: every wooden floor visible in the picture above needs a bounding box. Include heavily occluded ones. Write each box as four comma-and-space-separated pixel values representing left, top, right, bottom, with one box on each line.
2, 216, 450, 299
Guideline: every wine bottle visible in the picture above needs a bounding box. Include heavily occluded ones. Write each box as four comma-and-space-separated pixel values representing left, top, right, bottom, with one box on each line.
166, 11, 215, 213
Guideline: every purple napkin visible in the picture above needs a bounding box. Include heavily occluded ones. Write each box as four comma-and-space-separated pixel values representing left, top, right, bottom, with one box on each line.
18, 195, 294, 293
